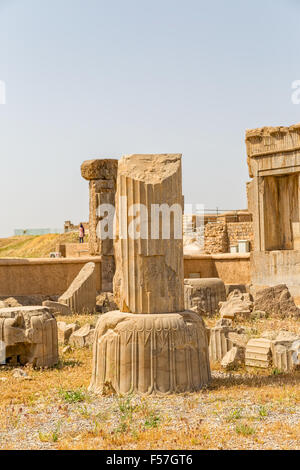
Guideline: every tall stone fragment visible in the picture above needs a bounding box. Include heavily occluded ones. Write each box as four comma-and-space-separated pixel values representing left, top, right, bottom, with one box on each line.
59, 262, 96, 313
81, 159, 118, 291
89, 154, 211, 395
184, 278, 226, 316
0, 306, 58, 367
114, 154, 184, 314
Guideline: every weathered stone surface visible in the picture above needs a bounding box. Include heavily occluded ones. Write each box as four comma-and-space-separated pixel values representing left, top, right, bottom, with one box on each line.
184, 278, 226, 317
219, 289, 253, 320
221, 347, 244, 370
57, 321, 79, 344
42, 301, 72, 316
81, 159, 118, 181
245, 338, 272, 368
59, 262, 96, 314
81, 159, 118, 276
208, 321, 247, 363
0, 306, 58, 367
204, 223, 228, 254
269, 330, 300, 372
225, 284, 247, 297
96, 292, 118, 313
113, 154, 184, 314
89, 310, 211, 395
69, 324, 95, 348
253, 285, 300, 319
246, 124, 300, 297
271, 341, 300, 373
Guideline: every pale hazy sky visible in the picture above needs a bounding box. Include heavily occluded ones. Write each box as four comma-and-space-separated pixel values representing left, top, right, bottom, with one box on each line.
0, 0, 300, 237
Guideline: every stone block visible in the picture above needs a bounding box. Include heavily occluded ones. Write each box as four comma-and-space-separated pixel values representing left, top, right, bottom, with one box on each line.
0, 306, 58, 367
81, 159, 118, 181
69, 324, 95, 348
245, 338, 272, 368
57, 321, 79, 344
221, 347, 244, 370
254, 285, 300, 319
220, 289, 253, 320
184, 278, 226, 317
42, 301, 72, 316
59, 262, 96, 313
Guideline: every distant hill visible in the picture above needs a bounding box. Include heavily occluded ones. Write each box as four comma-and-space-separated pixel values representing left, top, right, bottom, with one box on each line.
0, 233, 89, 258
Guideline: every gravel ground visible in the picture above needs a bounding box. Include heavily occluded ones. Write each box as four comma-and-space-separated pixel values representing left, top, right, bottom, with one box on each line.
0, 371, 299, 450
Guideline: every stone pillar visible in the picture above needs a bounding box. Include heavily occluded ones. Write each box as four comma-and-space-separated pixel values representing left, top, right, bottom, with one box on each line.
113, 154, 184, 314
81, 159, 118, 291
89, 154, 211, 395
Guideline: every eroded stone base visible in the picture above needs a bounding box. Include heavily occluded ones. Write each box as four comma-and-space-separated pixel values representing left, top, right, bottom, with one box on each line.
89, 310, 211, 395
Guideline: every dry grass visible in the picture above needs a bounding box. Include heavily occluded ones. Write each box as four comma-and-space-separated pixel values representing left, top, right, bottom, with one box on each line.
0, 314, 299, 450
0, 233, 88, 258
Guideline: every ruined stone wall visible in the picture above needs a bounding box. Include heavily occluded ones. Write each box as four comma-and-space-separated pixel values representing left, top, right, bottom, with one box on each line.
227, 222, 253, 251
204, 222, 253, 253
204, 223, 228, 253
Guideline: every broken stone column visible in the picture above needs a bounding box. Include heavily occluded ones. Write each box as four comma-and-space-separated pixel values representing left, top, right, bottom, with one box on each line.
113, 154, 185, 314
89, 154, 211, 394
0, 306, 58, 367
59, 262, 96, 313
81, 159, 118, 291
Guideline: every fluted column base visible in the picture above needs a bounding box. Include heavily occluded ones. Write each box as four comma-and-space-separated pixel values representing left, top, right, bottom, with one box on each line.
89, 310, 211, 395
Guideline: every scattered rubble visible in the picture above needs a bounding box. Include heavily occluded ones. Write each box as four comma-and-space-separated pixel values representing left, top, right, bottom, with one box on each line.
69, 324, 95, 348
219, 289, 253, 320
221, 347, 244, 370
57, 321, 79, 345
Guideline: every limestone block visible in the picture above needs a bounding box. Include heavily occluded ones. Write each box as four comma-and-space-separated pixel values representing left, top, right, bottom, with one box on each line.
81, 159, 118, 181
89, 310, 211, 395
245, 338, 272, 368
59, 262, 96, 314
57, 321, 79, 344
114, 154, 184, 314
219, 289, 253, 320
221, 347, 244, 370
184, 278, 226, 317
254, 285, 300, 319
69, 324, 95, 348
0, 306, 58, 367
96, 292, 118, 313
42, 301, 72, 316
270, 331, 300, 372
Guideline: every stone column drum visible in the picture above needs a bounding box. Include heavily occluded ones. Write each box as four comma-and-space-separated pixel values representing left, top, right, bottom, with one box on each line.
81, 159, 118, 291
89, 154, 211, 395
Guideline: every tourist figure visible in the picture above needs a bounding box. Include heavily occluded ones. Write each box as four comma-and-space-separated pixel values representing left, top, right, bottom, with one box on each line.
79, 223, 85, 243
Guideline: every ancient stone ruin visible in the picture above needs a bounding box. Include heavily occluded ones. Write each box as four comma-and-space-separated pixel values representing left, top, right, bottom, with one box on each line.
81, 158, 118, 291
59, 261, 96, 313
89, 154, 211, 394
184, 278, 226, 316
246, 124, 300, 298
0, 306, 58, 367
